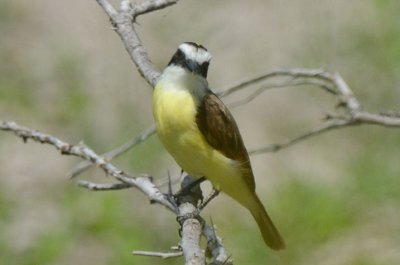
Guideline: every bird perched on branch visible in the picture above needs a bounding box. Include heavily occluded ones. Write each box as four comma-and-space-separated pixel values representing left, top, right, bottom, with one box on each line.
152, 42, 285, 250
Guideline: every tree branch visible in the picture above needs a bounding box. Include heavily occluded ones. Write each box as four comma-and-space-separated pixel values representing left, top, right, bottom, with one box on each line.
68, 124, 156, 179
95, 0, 178, 87
0, 121, 177, 213
353, 111, 400, 127
249, 118, 355, 155
218, 68, 400, 154
226, 79, 335, 109
132, 250, 183, 259
131, 0, 178, 17
96, 0, 117, 19
203, 223, 233, 265
217, 68, 334, 97
178, 203, 205, 265
78, 180, 134, 191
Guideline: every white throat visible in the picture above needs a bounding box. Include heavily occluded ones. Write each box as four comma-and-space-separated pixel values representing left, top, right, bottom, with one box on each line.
158, 65, 209, 99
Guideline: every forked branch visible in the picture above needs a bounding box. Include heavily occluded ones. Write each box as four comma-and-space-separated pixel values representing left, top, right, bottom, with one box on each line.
96, 0, 178, 87
0, 121, 176, 213
217, 68, 400, 154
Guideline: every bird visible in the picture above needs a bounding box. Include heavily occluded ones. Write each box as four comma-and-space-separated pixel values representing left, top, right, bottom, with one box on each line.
152, 42, 285, 250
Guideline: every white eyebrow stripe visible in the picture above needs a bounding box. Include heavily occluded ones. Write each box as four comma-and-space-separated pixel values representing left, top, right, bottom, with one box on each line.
179, 43, 212, 64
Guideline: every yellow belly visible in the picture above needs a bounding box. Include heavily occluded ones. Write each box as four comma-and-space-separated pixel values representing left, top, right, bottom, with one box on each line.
152, 83, 243, 192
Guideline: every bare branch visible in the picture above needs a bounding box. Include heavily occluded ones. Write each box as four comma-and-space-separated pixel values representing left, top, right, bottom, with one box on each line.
333, 72, 360, 111
177, 203, 205, 265
132, 250, 183, 259
96, 0, 117, 19
131, 0, 178, 17
217, 67, 332, 97
114, 15, 160, 86
77, 180, 134, 191
249, 119, 355, 155
227, 79, 335, 109
199, 189, 220, 211
379, 110, 400, 118
203, 224, 233, 265
0, 121, 177, 213
218, 68, 400, 155
95, 0, 178, 87
353, 111, 400, 127
68, 124, 156, 178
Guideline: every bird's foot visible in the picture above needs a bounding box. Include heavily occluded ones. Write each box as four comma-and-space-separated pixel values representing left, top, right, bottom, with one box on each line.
199, 188, 220, 210
175, 175, 205, 206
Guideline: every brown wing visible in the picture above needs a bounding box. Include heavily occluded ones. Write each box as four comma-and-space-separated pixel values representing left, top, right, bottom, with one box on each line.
196, 92, 255, 190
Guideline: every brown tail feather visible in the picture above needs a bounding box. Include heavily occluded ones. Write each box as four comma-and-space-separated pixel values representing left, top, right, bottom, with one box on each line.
247, 194, 285, 250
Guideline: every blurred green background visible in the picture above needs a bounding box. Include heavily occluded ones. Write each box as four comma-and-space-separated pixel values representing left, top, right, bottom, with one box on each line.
1, 0, 400, 264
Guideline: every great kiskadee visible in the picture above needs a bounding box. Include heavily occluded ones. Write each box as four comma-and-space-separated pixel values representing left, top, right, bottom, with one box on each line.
152, 42, 285, 250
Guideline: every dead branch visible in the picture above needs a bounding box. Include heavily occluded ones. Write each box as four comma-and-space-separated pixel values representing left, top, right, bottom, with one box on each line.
0, 121, 177, 213
217, 67, 400, 155
68, 124, 156, 178
203, 223, 233, 265
95, 0, 178, 87
177, 203, 205, 265
132, 250, 183, 259
78, 180, 134, 191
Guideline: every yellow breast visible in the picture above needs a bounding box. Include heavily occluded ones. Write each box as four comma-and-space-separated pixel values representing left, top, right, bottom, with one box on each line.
152, 81, 241, 188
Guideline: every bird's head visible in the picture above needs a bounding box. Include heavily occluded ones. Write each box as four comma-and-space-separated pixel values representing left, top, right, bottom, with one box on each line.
167, 42, 212, 78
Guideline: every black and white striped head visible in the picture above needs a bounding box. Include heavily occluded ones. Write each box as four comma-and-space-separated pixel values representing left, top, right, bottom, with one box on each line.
167, 42, 212, 78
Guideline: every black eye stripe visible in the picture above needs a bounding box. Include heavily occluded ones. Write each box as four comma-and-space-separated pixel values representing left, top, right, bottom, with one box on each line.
167, 49, 185, 66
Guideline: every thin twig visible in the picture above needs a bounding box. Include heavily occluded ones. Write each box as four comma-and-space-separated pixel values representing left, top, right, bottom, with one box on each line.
199, 189, 220, 211
102, 124, 156, 159
333, 72, 360, 111
78, 180, 134, 191
68, 124, 156, 178
132, 250, 183, 259
353, 111, 400, 127
217, 68, 332, 97
132, 0, 178, 18
203, 223, 233, 265
249, 119, 355, 155
0, 121, 177, 213
95, 0, 179, 87
227, 79, 335, 109
217, 68, 400, 155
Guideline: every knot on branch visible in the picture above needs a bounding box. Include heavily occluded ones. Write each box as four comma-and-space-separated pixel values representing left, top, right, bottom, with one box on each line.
176, 211, 203, 227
